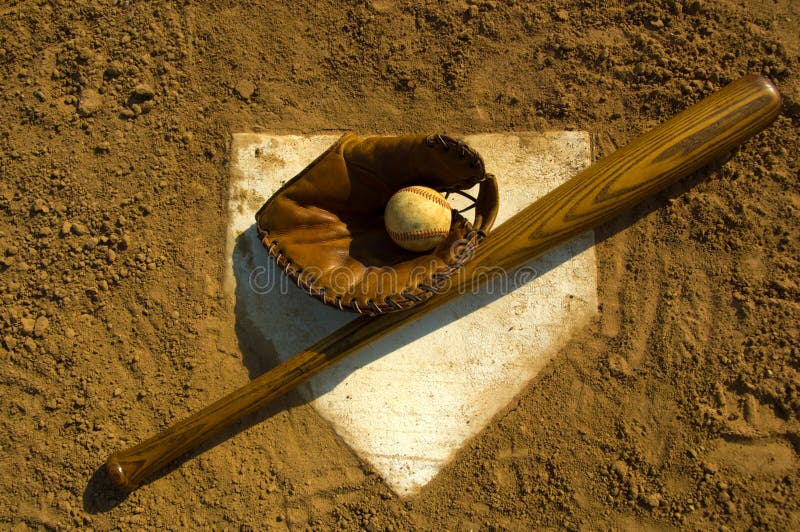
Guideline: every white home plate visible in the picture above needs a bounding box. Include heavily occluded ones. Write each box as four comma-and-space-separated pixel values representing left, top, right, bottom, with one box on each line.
226, 132, 597, 496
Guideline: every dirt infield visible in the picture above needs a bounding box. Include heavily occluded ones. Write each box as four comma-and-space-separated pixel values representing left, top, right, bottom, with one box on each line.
1, 1, 797, 529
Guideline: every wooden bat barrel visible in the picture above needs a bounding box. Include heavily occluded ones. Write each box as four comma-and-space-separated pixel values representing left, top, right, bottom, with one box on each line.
106, 74, 781, 491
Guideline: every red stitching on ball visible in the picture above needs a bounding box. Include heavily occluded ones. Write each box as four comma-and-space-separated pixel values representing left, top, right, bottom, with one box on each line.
387, 228, 450, 242
404, 186, 451, 210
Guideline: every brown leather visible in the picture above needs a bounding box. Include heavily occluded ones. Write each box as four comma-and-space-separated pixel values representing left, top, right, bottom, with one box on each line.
256, 133, 500, 315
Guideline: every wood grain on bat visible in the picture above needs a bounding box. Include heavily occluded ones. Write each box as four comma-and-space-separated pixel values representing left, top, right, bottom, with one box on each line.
106, 75, 781, 491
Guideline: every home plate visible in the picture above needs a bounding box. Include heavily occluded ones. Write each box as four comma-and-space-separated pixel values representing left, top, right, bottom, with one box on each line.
226, 132, 598, 496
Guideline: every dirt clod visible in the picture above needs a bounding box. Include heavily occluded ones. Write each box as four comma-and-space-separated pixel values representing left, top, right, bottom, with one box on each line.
20, 318, 35, 336
71, 223, 89, 236
77, 89, 103, 117
235, 79, 256, 100
133, 83, 155, 99
33, 316, 49, 337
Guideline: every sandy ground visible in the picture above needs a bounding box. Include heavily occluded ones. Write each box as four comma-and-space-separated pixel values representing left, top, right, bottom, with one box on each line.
1, 0, 798, 530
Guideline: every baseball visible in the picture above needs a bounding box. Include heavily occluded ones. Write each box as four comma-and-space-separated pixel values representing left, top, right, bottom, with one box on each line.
384, 186, 452, 252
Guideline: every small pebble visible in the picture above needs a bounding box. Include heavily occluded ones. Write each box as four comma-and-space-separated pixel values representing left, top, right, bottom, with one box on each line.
133, 83, 155, 99
32, 198, 49, 214
24, 338, 37, 352
35, 226, 52, 238
34, 316, 49, 337
71, 222, 89, 236
77, 89, 103, 117
235, 79, 256, 100
743, 394, 758, 424
20, 317, 36, 336
104, 63, 122, 78
612, 460, 629, 478
642, 493, 661, 509
60, 221, 72, 236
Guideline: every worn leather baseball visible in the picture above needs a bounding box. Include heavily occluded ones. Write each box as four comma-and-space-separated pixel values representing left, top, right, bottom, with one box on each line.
384, 186, 452, 252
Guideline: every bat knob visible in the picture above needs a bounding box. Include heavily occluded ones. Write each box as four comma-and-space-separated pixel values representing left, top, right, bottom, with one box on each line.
105, 454, 134, 491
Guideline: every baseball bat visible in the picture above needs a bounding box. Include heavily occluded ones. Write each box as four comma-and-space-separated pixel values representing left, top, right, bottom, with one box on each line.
106, 75, 781, 491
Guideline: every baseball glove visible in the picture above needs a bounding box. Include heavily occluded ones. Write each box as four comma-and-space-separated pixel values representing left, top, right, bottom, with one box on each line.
255, 133, 499, 315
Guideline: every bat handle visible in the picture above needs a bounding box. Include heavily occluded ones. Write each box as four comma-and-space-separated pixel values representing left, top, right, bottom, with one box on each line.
104, 368, 292, 490
105, 313, 409, 491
